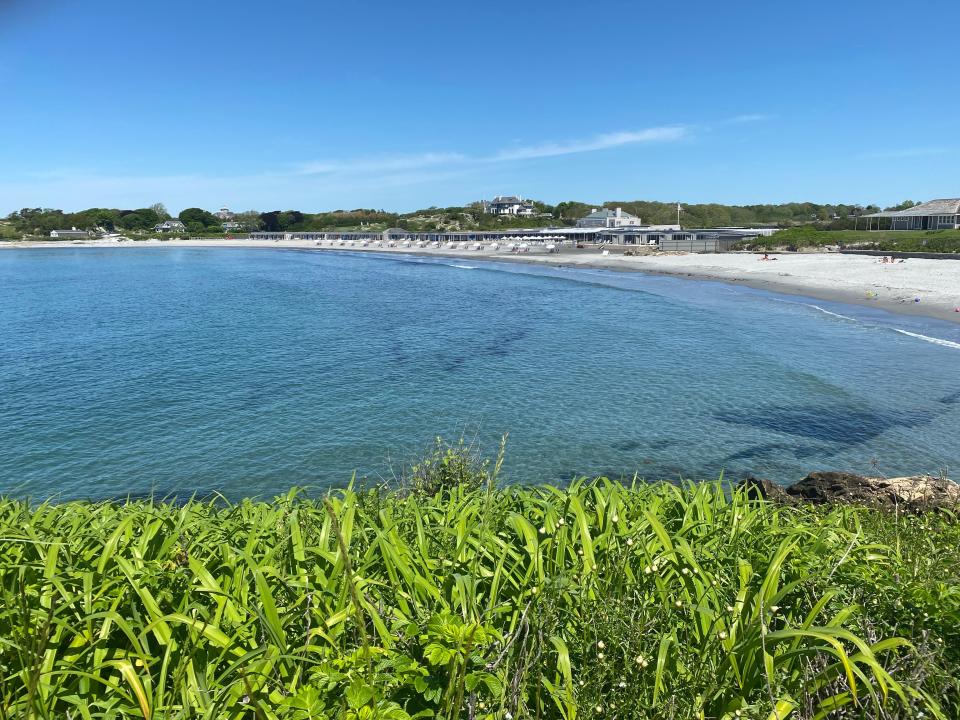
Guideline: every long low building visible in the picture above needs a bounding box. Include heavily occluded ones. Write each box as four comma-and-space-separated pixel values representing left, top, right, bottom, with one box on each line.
249, 225, 773, 252
861, 198, 960, 230
49, 229, 91, 239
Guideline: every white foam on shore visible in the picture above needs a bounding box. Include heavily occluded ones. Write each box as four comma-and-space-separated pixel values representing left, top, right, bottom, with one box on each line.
792, 300, 960, 350
891, 328, 960, 350
805, 304, 859, 322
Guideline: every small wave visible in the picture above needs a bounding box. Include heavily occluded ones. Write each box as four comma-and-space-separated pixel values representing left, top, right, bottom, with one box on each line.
891, 328, 960, 350
806, 304, 859, 322
450, 264, 477, 270
797, 301, 960, 350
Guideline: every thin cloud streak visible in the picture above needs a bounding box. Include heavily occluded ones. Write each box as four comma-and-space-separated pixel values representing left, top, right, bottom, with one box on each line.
489, 126, 687, 161
858, 147, 956, 159
297, 152, 466, 175
296, 125, 688, 176
3, 119, 761, 212
721, 114, 775, 124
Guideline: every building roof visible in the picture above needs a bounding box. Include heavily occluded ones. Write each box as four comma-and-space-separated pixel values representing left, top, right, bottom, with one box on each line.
490, 196, 530, 205
863, 198, 960, 218
582, 208, 640, 220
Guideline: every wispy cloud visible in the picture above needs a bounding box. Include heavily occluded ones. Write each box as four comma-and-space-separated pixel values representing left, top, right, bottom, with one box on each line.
296, 152, 466, 176
858, 147, 956, 159
721, 113, 775, 125
1, 120, 739, 212
295, 125, 688, 177
489, 126, 687, 161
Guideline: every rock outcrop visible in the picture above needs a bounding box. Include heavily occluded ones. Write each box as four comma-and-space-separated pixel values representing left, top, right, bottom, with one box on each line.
738, 471, 960, 512
788, 471, 959, 512
739, 476, 794, 503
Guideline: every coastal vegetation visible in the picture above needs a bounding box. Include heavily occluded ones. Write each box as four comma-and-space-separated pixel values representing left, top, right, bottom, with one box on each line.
3, 200, 892, 239
739, 227, 960, 254
2, 442, 958, 719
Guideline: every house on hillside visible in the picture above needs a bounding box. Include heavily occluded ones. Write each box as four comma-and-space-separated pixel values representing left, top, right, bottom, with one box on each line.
576, 207, 644, 229
49, 229, 90, 239
482, 196, 537, 216
861, 198, 960, 230
216, 207, 234, 220
221, 221, 244, 232
153, 220, 187, 233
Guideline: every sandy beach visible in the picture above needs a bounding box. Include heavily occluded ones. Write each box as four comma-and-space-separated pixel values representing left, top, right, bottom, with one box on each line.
5, 237, 960, 324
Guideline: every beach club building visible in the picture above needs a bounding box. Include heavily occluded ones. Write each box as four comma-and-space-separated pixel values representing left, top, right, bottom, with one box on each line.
576, 207, 644, 229
250, 226, 771, 252
861, 198, 960, 230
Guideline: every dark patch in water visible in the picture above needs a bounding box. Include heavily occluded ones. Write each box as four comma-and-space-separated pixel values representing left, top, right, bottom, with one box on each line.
939, 390, 960, 405
438, 328, 529, 370
481, 328, 528, 359
722, 444, 790, 463
612, 439, 644, 452
443, 356, 467, 372
791, 444, 827, 459
713, 404, 934, 445
647, 438, 679, 450
391, 343, 411, 365
721, 443, 831, 464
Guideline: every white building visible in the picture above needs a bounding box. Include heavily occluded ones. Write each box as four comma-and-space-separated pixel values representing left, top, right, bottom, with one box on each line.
153, 220, 187, 233
483, 196, 537, 216
862, 198, 960, 230
576, 207, 644, 229
216, 206, 234, 220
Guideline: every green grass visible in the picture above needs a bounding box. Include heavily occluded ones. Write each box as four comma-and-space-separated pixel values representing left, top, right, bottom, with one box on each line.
741, 227, 960, 253
2, 447, 958, 719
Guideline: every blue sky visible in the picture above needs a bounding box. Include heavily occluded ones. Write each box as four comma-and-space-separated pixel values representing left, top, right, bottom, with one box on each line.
1, 0, 958, 214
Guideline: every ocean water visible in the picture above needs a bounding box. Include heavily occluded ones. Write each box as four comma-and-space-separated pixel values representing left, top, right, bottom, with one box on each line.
1, 247, 959, 500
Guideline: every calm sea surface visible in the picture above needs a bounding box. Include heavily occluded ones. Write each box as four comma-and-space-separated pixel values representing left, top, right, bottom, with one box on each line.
2, 247, 959, 500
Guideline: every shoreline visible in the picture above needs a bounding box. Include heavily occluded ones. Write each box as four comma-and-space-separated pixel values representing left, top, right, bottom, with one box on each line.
5, 238, 960, 325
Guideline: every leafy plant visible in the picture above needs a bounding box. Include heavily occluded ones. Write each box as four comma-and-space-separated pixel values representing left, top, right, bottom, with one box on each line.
1, 455, 957, 719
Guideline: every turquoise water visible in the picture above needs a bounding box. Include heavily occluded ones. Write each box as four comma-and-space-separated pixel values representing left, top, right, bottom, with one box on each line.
1, 247, 959, 500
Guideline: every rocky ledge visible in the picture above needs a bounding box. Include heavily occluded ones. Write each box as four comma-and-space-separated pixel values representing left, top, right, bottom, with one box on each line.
741, 471, 960, 513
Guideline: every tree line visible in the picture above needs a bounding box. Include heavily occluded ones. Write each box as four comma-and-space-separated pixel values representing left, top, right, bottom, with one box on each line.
5, 199, 918, 237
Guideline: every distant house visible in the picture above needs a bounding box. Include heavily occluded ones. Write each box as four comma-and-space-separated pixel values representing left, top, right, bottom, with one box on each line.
216, 206, 234, 221
221, 221, 244, 232
483, 196, 537, 216
576, 207, 644, 229
153, 220, 187, 233
49, 229, 90, 239
862, 198, 960, 230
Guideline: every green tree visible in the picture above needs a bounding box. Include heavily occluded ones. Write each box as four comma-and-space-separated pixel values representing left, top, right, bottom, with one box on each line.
179, 207, 220, 228
116, 209, 161, 231
885, 200, 917, 211
149, 203, 170, 220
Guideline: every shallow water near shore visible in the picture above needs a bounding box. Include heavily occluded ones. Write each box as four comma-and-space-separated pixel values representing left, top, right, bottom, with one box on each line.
1, 246, 958, 500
